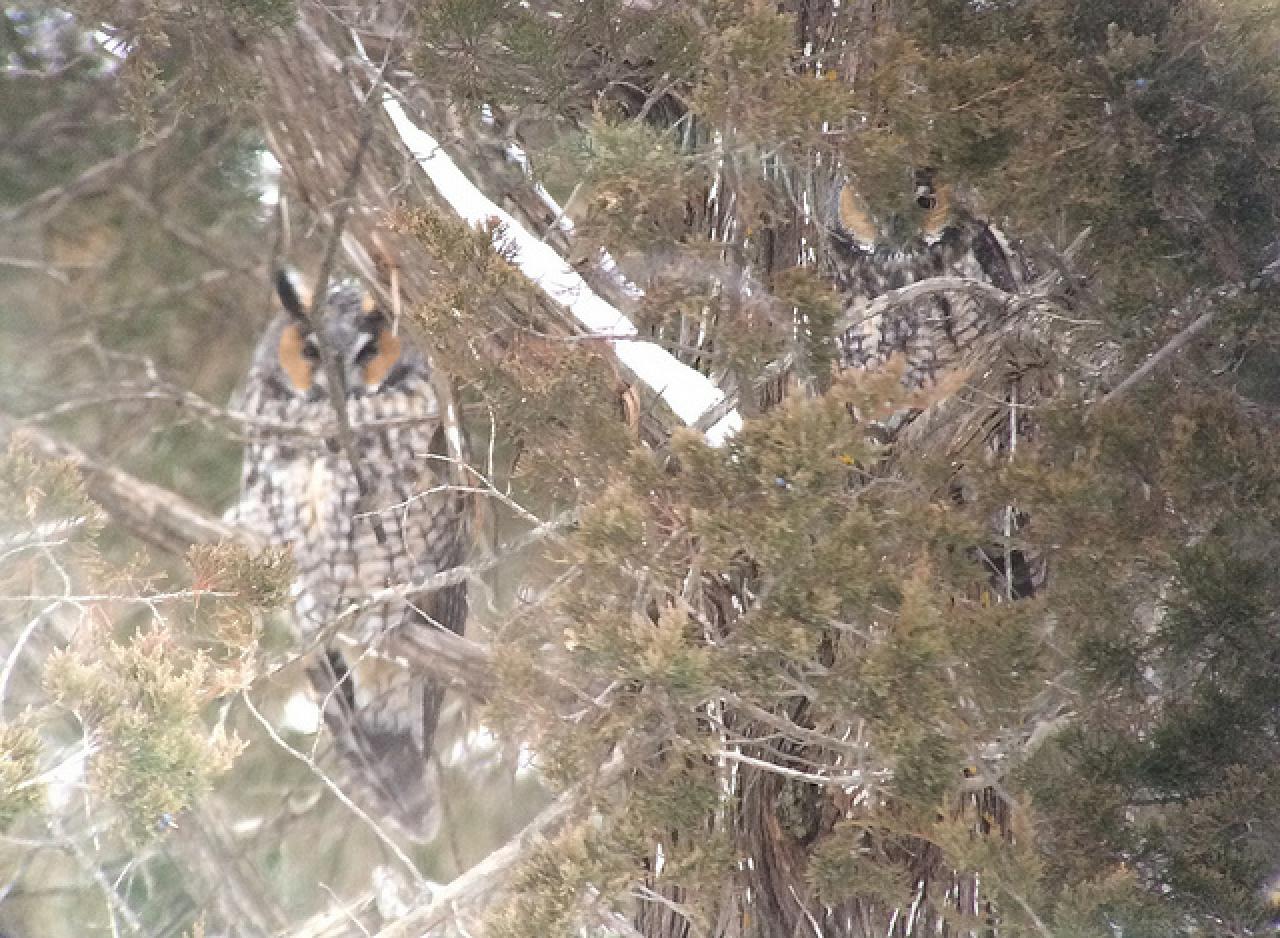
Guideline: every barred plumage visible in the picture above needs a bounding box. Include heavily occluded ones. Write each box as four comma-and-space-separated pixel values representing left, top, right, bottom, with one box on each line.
828, 171, 1046, 600
232, 272, 467, 840
828, 170, 1025, 389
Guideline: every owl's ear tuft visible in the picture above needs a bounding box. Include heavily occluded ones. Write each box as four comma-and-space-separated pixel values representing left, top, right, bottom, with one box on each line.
276, 269, 312, 320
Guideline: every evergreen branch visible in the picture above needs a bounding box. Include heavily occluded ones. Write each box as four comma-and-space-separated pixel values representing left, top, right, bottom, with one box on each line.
337, 32, 743, 445
0, 124, 178, 226
0, 412, 567, 706
0, 412, 253, 555
369, 746, 628, 938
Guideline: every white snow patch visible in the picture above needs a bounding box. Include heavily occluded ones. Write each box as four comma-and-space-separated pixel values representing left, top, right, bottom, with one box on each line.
379, 94, 742, 445
280, 690, 320, 735
44, 746, 88, 811
257, 148, 282, 208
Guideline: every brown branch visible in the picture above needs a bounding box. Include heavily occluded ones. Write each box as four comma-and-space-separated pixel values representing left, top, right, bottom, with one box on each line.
0, 124, 177, 225
0, 412, 250, 555
0, 410, 568, 707
371, 747, 628, 938
1092, 306, 1218, 411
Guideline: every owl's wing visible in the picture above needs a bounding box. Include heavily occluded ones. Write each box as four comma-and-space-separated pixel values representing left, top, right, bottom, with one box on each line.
307, 460, 469, 842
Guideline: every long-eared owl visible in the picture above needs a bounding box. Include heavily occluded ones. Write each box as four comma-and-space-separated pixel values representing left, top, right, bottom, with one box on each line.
828, 168, 1026, 391
232, 272, 468, 840
827, 170, 1046, 599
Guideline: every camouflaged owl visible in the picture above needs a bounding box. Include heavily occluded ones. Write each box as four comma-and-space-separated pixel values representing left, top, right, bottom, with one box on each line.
232, 271, 468, 840
828, 168, 1026, 390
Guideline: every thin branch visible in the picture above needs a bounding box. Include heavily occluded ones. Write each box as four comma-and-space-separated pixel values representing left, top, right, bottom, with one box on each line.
715, 748, 864, 787
305, 118, 387, 543
54, 818, 149, 936
116, 185, 255, 277
240, 691, 425, 887
0, 256, 71, 284
0, 125, 177, 225
832, 275, 1032, 337
0, 603, 58, 717
368, 747, 628, 938
631, 885, 706, 938
1092, 307, 1218, 411
19, 381, 441, 438
1006, 888, 1055, 938
0, 412, 252, 555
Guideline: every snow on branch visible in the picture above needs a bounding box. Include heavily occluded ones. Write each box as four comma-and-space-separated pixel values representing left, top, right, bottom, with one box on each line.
372, 84, 743, 445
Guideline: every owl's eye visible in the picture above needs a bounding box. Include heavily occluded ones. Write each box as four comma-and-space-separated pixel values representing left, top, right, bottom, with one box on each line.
916, 192, 937, 210
352, 335, 379, 367
359, 327, 403, 388
301, 338, 321, 361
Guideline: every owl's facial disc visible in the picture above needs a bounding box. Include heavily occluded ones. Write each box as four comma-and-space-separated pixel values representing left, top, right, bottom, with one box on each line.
354, 315, 403, 391
277, 322, 319, 392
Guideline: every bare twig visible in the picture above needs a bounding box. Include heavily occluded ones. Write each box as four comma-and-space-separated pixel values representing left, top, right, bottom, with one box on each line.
241, 691, 425, 887
1092, 307, 1218, 411
305, 118, 387, 541
0, 603, 59, 717
21, 381, 440, 439
0, 125, 177, 225
116, 185, 255, 277
0, 256, 71, 283
369, 747, 628, 938
0, 412, 252, 555
715, 748, 864, 787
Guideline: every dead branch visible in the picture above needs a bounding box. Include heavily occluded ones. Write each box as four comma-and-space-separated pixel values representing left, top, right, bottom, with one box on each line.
373, 747, 628, 938
0, 411, 251, 555
1092, 306, 1218, 411
117, 185, 258, 278
284, 747, 628, 938
0, 124, 177, 225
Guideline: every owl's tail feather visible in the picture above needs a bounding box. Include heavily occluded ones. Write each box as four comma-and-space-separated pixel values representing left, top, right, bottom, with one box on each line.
308, 649, 446, 843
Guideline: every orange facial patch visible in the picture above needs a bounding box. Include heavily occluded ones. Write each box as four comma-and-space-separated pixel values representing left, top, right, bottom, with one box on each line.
921, 184, 953, 241
361, 328, 402, 389
838, 184, 879, 249
277, 323, 315, 392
